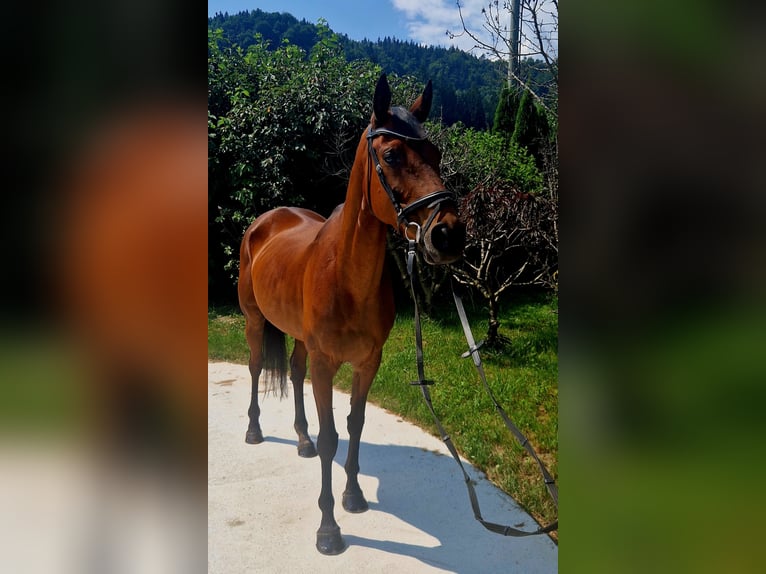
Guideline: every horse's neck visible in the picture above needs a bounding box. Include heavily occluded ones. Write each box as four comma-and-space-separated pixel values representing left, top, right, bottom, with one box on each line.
335, 147, 389, 297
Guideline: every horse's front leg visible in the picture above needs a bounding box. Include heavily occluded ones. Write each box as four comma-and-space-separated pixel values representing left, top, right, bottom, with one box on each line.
342, 354, 380, 513
309, 353, 345, 555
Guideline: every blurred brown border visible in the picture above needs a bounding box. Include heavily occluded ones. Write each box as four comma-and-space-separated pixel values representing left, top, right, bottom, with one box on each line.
3, 1, 765, 572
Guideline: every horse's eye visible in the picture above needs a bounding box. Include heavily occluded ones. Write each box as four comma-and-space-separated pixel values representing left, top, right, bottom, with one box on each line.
383, 149, 400, 166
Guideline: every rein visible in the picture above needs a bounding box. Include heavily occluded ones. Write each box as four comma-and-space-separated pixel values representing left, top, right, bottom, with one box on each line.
404, 235, 559, 537
366, 126, 455, 237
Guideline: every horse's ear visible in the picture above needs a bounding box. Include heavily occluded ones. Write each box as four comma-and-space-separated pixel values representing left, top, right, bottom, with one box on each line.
372, 73, 391, 127
410, 80, 433, 123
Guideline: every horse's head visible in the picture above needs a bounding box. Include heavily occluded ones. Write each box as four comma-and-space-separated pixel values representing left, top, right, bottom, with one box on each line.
365, 74, 465, 265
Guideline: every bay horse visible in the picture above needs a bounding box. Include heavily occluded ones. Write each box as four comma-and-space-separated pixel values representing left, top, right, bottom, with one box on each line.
237, 74, 465, 555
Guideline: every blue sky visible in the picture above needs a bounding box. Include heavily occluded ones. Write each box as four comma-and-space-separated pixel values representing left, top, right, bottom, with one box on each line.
208, 1, 484, 51
207, 1, 558, 58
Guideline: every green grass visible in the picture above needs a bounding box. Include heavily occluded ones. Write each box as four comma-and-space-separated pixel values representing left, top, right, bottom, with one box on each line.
208, 293, 558, 532
208, 306, 249, 363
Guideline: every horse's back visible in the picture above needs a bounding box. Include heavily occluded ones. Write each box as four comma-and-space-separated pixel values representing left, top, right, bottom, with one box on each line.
240, 207, 324, 266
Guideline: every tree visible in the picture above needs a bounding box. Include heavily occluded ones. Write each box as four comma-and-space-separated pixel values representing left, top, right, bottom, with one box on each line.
450, 1, 558, 113
450, 182, 558, 347
386, 121, 555, 337
459, 86, 489, 129
509, 86, 551, 169
209, 9, 509, 128
493, 83, 523, 136
437, 121, 543, 194
447, 2, 559, 329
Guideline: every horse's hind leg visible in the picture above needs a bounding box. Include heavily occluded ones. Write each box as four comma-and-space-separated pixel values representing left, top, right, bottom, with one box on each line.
290, 340, 317, 458
242, 310, 266, 444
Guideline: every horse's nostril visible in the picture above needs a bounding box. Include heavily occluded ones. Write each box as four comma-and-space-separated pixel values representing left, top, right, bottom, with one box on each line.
430, 223, 449, 252
431, 222, 464, 253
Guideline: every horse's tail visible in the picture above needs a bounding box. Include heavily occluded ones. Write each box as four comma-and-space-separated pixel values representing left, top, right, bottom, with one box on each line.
262, 320, 288, 399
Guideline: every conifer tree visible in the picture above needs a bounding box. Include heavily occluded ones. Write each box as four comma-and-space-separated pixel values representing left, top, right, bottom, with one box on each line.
511, 87, 534, 148
512, 88, 549, 167
492, 85, 520, 136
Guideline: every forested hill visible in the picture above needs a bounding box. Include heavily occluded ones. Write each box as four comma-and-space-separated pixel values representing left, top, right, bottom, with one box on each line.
208, 9, 551, 130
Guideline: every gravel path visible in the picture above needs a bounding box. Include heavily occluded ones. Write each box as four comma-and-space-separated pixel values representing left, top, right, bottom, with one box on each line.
208, 361, 557, 573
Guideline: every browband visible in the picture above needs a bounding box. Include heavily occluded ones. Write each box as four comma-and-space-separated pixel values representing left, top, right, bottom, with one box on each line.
367, 127, 427, 142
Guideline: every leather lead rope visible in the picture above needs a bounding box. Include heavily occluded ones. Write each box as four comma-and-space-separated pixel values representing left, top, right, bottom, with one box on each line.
451, 280, 559, 510
405, 238, 558, 537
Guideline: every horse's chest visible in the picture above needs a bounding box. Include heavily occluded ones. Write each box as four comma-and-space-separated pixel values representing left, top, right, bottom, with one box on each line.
308, 293, 394, 365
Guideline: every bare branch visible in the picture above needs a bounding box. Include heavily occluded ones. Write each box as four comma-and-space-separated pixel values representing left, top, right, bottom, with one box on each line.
449, 0, 557, 111
523, 0, 558, 83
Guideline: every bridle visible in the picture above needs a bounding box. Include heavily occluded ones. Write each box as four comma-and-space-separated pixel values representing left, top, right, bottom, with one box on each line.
366, 126, 456, 241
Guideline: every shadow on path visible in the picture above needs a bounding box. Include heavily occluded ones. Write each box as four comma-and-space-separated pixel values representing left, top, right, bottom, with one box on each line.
267, 431, 555, 572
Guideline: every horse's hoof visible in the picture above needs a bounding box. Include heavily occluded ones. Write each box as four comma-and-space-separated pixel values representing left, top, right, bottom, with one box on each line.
245, 429, 264, 444
297, 440, 317, 458
316, 526, 346, 555
342, 490, 369, 513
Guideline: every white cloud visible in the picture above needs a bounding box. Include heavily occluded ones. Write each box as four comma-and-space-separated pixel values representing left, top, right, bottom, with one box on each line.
390, 0, 483, 51
390, 0, 557, 59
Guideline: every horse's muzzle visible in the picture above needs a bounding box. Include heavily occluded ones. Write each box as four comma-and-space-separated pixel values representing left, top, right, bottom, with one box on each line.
423, 220, 465, 264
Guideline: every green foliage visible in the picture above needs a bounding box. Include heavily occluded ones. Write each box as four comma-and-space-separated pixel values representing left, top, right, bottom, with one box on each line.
492, 84, 553, 172
209, 10, 557, 130
511, 88, 552, 167
493, 85, 520, 135
512, 88, 534, 147
432, 121, 544, 195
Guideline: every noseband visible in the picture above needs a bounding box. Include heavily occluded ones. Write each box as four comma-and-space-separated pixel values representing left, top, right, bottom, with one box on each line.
366, 126, 456, 238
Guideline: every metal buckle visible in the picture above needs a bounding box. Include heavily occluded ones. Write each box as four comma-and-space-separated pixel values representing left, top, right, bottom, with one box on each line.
405, 222, 421, 276
405, 221, 422, 244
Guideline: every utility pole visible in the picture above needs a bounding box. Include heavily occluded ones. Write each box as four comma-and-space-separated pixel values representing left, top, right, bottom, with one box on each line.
508, 0, 521, 88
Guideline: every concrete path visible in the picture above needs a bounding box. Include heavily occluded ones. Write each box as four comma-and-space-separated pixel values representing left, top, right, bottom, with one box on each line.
208, 361, 558, 573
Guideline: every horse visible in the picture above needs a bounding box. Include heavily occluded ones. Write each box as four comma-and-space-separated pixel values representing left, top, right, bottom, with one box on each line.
237, 73, 465, 555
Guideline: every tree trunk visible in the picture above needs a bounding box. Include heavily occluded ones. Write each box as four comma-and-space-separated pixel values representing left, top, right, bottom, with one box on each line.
486, 293, 501, 348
